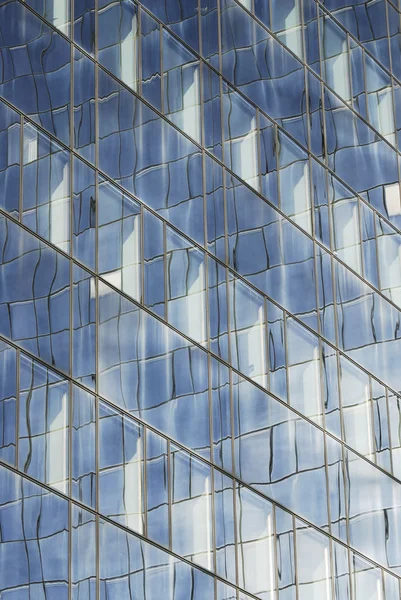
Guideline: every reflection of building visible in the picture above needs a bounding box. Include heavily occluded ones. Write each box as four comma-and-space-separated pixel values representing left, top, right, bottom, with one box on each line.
1, 0, 401, 597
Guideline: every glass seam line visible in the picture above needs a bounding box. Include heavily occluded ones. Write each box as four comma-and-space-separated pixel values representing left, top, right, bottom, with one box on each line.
7, 0, 396, 492
388, 0, 400, 13
12, 0, 401, 266
0, 403, 398, 585
126, 0, 401, 244
2, 199, 395, 483
4, 88, 401, 400
6, 88, 401, 467
4, 0, 398, 592
3, 101, 401, 437
315, 0, 401, 80
7, 2, 401, 323
3, 62, 401, 353
228, 0, 401, 154
29, 3, 401, 317
1, 203, 401, 548
0, 459, 261, 600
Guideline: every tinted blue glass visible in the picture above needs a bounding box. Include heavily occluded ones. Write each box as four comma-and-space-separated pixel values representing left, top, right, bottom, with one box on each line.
200, 0, 220, 66
276, 508, 296, 600
143, 209, 165, 317
0, 465, 69, 598
3, 0, 401, 595
98, 178, 142, 303
72, 506, 96, 600
141, 9, 162, 111
0, 100, 20, 218
98, 281, 210, 457
145, 0, 199, 52
74, 49, 96, 163
73, 265, 96, 389
99, 401, 144, 532
221, 0, 307, 147
23, 122, 70, 253
25, 0, 69, 34
72, 385, 96, 508
233, 375, 328, 528
0, 215, 70, 373
18, 354, 69, 492
73, 156, 96, 270
98, 68, 204, 245
74, 0, 95, 55
0, 0, 70, 144
0, 341, 16, 465
211, 357, 232, 471
205, 156, 225, 261
146, 428, 169, 547
208, 257, 230, 363
214, 471, 236, 581
98, 0, 139, 91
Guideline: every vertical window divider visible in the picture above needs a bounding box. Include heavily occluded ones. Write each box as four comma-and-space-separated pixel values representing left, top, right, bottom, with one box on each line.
167, 439, 172, 551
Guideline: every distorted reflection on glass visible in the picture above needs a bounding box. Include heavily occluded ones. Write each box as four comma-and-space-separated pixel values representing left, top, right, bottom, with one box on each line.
18, 355, 69, 493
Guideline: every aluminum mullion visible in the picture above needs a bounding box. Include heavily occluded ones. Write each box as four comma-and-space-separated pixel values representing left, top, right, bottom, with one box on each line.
271, 504, 279, 600
292, 515, 300, 600
95, 392, 100, 600
1, 195, 400, 502
142, 425, 148, 539
68, 380, 73, 600
167, 439, 172, 551
3, 40, 401, 321
386, 386, 395, 476
210, 465, 217, 578
2, 374, 401, 587
264, 296, 270, 396
14, 0, 401, 228
232, 475, 239, 589
373, 206, 382, 294
256, 108, 262, 194
138, 6, 143, 97
18, 114, 23, 221
15, 349, 20, 473
160, 24, 164, 114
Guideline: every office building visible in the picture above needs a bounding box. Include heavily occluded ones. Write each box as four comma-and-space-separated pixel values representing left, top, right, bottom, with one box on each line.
0, 0, 401, 598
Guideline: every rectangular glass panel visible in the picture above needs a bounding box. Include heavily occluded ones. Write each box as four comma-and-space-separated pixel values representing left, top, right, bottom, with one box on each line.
0, 1, 70, 144
145, 428, 169, 548
339, 356, 373, 459
73, 156, 96, 271
229, 276, 267, 386
236, 484, 275, 599
73, 265, 96, 389
211, 356, 232, 472
0, 100, 20, 219
0, 341, 17, 466
99, 401, 144, 533
72, 384, 96, 508
18, 355, 69, 493
163, 29, 201, 143
23, 122, 70, 253
287, 317, 322, 424
214, 471, 236, 583
72, 506, 96, 600
0, 466, 69, 599
98, 0, 139, 91
296, 520, 332, 600
74, 49, 96, 163
171, 445, 213, 570
166, 227, 207, 345
98, 178, 142, 303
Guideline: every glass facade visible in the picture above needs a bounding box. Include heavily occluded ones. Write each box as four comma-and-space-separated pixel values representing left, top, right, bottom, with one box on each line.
1, 0, 401, 597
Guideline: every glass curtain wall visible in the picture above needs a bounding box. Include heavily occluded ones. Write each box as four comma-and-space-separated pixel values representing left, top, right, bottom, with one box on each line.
1, 0, 401, 598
